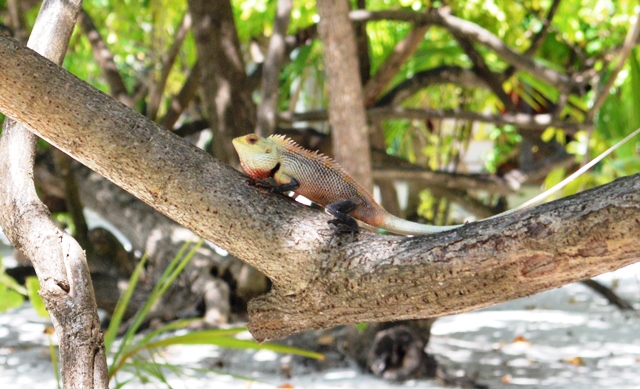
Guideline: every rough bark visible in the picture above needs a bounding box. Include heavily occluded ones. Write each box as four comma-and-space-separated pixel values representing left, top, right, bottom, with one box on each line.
0, 3, 108, 388
317, 0, 373, 191
248, 174, 640, 340
72, 164, 234, 324
0, 37, 639, 344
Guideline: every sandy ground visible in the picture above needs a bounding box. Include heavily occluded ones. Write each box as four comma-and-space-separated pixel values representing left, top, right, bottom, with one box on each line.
1, 261, 640, 389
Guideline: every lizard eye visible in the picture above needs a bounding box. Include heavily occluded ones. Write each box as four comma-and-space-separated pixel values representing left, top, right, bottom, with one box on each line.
246, 134, 259, 145
265, 148, 271, 154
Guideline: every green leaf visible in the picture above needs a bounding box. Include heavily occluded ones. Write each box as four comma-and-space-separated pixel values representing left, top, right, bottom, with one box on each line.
0, 284, 24, 312
0, 263, 27, 295
142, 331, 324, 360
26, 276, 48, 318
105, 253, 149, 364
543, 168, 567, 200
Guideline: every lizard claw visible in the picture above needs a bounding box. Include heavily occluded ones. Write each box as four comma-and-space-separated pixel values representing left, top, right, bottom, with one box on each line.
328, 219, 359, 233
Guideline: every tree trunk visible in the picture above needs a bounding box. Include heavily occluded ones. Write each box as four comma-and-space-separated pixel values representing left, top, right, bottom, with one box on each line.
317, 0, 373, 191
187, 0, 256, 164
0, 2, 108, 387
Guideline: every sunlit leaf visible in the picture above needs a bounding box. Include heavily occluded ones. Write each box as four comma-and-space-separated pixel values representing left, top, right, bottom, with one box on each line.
26, 276, 48, 318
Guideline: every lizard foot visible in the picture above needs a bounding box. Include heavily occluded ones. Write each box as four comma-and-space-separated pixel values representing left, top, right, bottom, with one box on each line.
326, 200, 359, 233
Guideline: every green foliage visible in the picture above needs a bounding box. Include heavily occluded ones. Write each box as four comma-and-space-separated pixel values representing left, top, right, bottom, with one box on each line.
107, 240, 322, 387
0, 262, 25, 312
25, 276, 48, 317
484, 125, 522, 173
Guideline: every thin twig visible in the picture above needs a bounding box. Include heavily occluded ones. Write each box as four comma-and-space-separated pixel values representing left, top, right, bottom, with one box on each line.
587, 10, 640, 122
147, 12, 192, 121
255, 0, 291, 136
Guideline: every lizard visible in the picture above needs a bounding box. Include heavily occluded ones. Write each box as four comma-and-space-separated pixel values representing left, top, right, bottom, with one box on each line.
232, 129, 640, 235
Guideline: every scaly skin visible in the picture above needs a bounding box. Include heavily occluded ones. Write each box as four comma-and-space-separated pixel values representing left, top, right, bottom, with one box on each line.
232, 129, 640, 235
232, 134, 457, 234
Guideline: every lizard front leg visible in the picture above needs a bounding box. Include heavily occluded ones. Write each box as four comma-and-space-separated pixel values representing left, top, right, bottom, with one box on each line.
271, 167, 300, 193
249, 169, 300, 193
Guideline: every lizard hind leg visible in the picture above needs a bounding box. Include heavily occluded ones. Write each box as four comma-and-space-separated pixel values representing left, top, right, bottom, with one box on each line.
325, 200, 359, 232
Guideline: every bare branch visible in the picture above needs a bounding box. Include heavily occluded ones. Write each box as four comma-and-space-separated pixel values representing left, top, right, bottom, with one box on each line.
349, 8, 580, 94
587, 8, 640, 121
363, 24, 430, 107
371, 149, 518, 195
77, 9, 135, 107
453, 35, 516, 111
160, 61, 201, 130
146, 12, 192, 121
173, 119, 210, 138
255, 0, 292, 136
375, 66, 486, 107
279, 107, 587, 132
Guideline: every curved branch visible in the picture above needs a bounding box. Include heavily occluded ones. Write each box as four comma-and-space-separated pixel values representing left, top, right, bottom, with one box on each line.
453, 35, 516, 111
587, 8, 640, 122
375, 66, 486, 107
363, 24, 431, 107
349, 8, 580, 94
371, 149, 518, 195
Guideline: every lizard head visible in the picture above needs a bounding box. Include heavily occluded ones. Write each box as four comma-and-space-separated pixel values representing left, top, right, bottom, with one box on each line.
232, 134, 280, 179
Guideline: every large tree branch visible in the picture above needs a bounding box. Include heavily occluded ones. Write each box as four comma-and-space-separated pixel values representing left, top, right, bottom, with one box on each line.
249, 173, 640, 340
317, 0, 373, 191
0, 37, 638, 344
